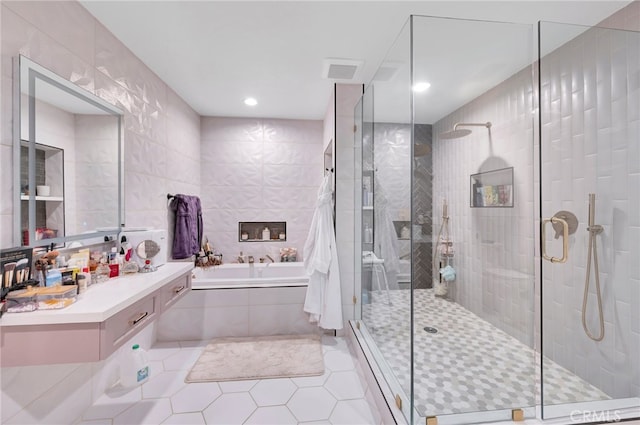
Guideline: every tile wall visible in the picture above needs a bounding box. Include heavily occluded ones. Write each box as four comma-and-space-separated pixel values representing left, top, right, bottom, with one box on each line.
432, 1, 639, 398
432, 64, 536, 347
0, 1, 200, 422
333, 84, 364, 328
156, 287, 320, 342
538, 15, 639, 398
0, 0, 201, 251
199, 116, 323, 262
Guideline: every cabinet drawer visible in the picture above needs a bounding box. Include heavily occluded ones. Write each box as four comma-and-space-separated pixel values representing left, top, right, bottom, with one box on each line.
100, 294, 157, 358
161, 273, 191, 311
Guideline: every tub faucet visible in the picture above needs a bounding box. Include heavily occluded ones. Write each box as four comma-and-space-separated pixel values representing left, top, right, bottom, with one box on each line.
237, 251, 245, 263
247, 255, 255, 264
264, 255, 274, 263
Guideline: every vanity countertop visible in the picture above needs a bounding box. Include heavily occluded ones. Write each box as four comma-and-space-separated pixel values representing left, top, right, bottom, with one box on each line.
0, 262, 193, 327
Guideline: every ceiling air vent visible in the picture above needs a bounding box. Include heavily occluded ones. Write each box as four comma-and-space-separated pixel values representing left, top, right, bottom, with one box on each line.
322, 58, 364, 81
372, 61, 401, 82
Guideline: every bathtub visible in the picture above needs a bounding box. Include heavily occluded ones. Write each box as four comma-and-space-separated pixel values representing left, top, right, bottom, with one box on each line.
157, 261, 318, 341
191, 262, 308, 289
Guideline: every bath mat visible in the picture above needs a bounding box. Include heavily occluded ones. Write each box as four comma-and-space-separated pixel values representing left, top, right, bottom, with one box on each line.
185, 334, 324, 382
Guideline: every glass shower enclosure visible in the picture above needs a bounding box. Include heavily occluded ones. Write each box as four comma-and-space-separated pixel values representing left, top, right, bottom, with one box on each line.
354, 13, 639, 425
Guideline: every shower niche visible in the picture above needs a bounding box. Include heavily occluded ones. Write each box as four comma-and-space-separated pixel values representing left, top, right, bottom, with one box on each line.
470, 166, 513, 208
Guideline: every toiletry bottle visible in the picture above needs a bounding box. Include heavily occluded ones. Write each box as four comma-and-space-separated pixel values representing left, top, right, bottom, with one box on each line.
95, 255, 111, 283
262, 227, 271, 240
109, 247, 120, 278
364, 224, 373, 244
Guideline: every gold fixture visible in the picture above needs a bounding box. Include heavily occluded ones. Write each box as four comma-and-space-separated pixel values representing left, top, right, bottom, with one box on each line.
395, 394, 402, 409
512, 409, 524, 422
352, 295, 357, 304
356, 321, 360, 330
542, 216, 569, 263
426, 416, 438, 425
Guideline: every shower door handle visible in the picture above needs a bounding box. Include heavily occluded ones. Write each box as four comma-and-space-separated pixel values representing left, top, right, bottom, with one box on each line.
542, 216, 569, 263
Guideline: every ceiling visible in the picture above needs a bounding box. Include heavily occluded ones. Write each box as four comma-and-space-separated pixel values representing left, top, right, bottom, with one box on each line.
81, 1, 632, 121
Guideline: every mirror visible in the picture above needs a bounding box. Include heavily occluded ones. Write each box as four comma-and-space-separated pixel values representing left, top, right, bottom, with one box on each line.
14, 55, 124, 247
136, 240, 160, 273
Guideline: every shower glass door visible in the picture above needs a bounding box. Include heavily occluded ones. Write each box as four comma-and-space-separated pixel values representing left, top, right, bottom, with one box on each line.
355, 17, 415, 423
412, 15, 537, 424
539, 21, 640, 420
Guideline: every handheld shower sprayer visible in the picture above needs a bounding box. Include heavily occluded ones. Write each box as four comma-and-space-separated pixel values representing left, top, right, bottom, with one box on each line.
583, 193, 604, 341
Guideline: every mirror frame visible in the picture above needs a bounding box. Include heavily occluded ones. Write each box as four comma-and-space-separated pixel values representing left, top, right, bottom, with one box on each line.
13, 55, 125, 247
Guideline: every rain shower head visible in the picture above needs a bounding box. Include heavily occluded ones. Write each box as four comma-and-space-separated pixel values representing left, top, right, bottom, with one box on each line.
439, 122, 492, 139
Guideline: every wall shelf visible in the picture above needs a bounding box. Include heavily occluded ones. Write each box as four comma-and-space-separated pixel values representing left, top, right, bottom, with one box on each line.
239, 221, 286, 242
21, 195, 64, 202
470, 167, 514, 208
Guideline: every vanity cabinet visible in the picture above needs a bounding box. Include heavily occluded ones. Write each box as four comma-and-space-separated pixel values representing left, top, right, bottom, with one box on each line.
0, 262, 192, 367
99, 294, 158, 359
160, 273, 191, 311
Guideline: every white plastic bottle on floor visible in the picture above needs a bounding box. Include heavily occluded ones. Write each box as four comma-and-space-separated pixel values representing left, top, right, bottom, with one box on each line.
120, 344, 150, 388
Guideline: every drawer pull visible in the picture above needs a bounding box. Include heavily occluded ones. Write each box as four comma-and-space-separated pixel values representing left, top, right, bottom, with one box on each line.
173, 285, 186, 294
129, 311, 149, 326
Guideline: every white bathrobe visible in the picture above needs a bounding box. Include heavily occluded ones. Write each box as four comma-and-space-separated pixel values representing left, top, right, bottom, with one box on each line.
303, 174, 343, 330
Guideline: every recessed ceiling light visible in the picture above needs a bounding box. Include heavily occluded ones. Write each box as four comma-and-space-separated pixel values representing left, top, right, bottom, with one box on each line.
244, 97, 258, 106
412, 81, 431, 92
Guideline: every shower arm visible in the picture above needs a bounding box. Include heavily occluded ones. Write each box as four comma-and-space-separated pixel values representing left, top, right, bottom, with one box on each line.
453, 122, 492, 131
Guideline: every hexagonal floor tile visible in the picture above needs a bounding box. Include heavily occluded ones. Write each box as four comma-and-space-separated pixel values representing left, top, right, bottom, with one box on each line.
290, 369, 330, 388
249, 378, 297, 406
162, 349, 203, 371
244, 406, 297, 424
82, 387, 141, 420
113, 399, 172, 425
160, 412, 205, 424
325, 371, 366, 400
170, 382, 221, 413
147, 342, 182, 361
324, 350, 355, 372
218, 379, 259, 393
329, 399, 378, 425
202, 393, 256, 424
287, 387, 336, 422
142, 370, 188, 399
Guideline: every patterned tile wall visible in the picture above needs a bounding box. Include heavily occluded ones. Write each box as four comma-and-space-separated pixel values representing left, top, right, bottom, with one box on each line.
200, 116, 323, 262
0, 1, 201, 422
0, 0, 201, 250
369, 123, 433, 289
432, 63, 537, 348
432, 2, 639, 398
539, 16, 640, 399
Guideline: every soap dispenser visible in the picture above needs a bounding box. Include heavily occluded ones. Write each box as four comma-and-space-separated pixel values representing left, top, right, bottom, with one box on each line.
262, 227, 271, 240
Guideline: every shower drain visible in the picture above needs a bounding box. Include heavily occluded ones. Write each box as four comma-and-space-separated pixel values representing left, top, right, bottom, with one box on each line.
423, 326, 438, 334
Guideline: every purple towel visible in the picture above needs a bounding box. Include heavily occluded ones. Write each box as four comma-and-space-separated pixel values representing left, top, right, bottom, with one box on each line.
170, 194, 203, 259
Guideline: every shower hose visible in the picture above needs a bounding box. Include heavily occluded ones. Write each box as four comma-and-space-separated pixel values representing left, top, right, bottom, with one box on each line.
582, 217, 605, 342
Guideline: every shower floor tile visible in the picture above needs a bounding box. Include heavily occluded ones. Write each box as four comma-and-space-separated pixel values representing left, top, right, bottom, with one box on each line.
362, 289, 609, 417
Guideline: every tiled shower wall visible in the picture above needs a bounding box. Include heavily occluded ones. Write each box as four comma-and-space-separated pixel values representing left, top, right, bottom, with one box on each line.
200, 117, 323, 261
538, 16, 639, 398
433, 2, 639, 398
0, 0, 201, 250
370, 123, 433, 289
432, 65, 536, 347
